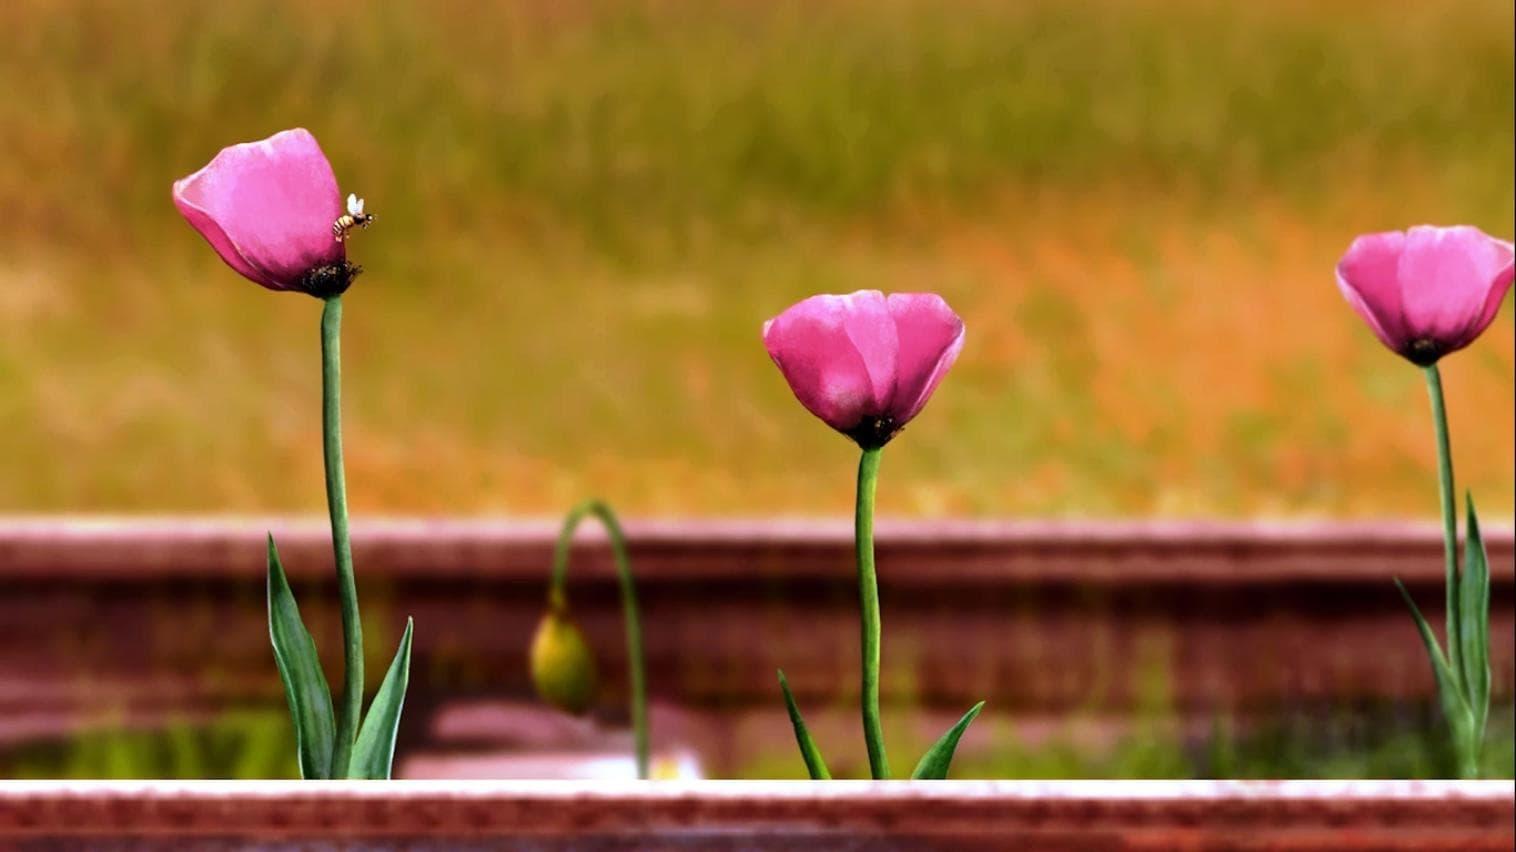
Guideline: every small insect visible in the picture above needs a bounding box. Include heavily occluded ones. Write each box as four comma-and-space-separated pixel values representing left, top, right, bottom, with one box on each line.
332, 193, 375, 242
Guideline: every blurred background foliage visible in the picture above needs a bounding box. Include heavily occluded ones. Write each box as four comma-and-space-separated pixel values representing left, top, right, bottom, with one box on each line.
0, 0, 1511, 517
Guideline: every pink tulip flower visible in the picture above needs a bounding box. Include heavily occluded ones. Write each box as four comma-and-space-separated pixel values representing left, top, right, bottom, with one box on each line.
1336, 225, 1514, 365
173, 128, 358, 297
763, 290, 965, 448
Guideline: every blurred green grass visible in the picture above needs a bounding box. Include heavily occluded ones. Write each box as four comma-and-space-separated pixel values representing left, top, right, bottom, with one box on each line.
741, 703, 1516, 781
9, 704, 1511, 780
0, 0, 1511, 516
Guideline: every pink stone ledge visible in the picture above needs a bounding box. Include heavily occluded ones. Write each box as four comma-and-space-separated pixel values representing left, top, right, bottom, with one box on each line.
1, 515, 1511, 584
0, 780, 1508, 848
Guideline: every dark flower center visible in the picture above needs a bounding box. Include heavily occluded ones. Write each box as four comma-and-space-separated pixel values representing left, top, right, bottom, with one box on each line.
1403, 338, 1443, 367
844, 415, 901, 450
297, 260, 362, 299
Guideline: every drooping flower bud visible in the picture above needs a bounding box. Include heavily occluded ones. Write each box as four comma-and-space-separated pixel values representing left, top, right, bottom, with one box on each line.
529, 607, 599, 716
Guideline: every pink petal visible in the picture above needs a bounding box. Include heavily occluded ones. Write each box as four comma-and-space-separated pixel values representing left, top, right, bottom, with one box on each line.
1397, 225, 1508, 350
885, 293, 965, 424
173, 128, 344, 290
763, 293, 890, 433
1466, 240, 1515, 344
834, 290, 898, 409
1335, 230, 1410, 353
172, 191, 274, 288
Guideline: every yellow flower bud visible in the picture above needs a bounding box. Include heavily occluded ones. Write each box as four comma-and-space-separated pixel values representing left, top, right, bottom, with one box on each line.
530, 608, 598, 715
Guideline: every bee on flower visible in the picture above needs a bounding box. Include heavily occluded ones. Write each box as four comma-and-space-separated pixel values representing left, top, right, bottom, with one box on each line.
332, 193, 375, 243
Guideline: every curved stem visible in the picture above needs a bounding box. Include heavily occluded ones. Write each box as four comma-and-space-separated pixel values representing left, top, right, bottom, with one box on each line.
1423, 366, 1462, 692
550, 500, 648, 779
322, 295, 363, 778
855, 447, 890, 779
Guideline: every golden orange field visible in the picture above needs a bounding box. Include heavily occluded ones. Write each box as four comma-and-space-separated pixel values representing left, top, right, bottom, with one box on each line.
0, 0, 1510, 519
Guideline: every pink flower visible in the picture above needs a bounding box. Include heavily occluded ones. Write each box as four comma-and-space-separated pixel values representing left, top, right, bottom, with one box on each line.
1336, 225, 1514, 365
173, 128, 357, 297
763, 290, 965, 448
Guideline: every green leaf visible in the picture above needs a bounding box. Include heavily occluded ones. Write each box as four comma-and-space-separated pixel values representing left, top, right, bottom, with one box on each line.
910, 701, 985, 780
1394, 578, 1473, 738
347, 618, 415, 780
1458, 494, 1491, 740
777, 670, 831, 780
266, 534, 336, 780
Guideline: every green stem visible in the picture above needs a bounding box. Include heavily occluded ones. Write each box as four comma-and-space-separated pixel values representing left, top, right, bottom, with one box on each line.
855, 446, 890, 779
551, 500, 648, 779
1459, 732, 1479, 780
322, 296, 363, 778
1423, 366, 1462, 692
1424, 364, 1479, 779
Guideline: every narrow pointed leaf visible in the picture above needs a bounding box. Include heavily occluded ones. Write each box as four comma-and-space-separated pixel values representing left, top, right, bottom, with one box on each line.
1458, 495, 1491, 739
348, 618, 414, 780
910, 700, 985, 779
1394, 578, 1473, 736
266, 534, 336, 780
777, 670, 831, 780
